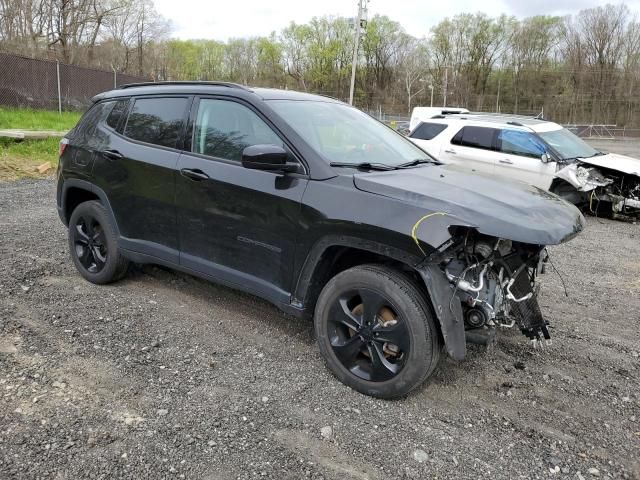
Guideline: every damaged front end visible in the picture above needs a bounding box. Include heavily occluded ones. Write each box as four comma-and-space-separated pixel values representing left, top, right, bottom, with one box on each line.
418, 229, 550, 360
555, 162, 640, 221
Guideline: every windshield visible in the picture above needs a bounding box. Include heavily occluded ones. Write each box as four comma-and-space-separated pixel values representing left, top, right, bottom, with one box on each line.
268, 100, 433, 166
538, 128, 600, 160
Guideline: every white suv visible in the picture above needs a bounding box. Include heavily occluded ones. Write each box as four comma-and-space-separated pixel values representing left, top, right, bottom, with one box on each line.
407, 113, 640, 219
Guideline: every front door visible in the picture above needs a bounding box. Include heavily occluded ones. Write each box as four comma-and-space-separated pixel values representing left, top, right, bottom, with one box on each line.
175, 97, 308, 304
495, 129, 557, 189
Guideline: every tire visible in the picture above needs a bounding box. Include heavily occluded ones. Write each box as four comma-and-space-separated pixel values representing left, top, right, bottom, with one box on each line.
550, 180, 584, 206
314, 264, 441, 399
67, 200, 129, 284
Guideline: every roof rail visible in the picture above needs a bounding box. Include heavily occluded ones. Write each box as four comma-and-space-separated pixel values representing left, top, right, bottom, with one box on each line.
431, 114, 469, 120
119, 81, 251, 91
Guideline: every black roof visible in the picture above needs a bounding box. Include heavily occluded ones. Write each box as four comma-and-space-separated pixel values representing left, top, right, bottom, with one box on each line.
93, 81, 341, 104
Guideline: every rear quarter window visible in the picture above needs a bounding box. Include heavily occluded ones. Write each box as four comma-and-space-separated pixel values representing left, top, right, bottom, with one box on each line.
409, 122, 447, 141
106, 99, 129, 131
123, 97, 189, 149
72, 101, 116, 144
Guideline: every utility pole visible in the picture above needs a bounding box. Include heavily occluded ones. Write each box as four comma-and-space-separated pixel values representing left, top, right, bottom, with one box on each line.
429, 84, 434, 108
496, 74, 501, 113
443, 66, 448, 107
349, 0, 368, 106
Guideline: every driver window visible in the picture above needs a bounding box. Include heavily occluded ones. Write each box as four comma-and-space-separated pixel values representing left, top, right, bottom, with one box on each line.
193, 99, 285, 162
497, 130, 546, 158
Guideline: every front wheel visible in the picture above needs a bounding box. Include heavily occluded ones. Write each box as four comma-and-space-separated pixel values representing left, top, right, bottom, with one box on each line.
314, 264, 441, 399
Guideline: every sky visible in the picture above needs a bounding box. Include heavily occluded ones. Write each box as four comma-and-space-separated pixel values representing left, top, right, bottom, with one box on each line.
153, 0, 640, 41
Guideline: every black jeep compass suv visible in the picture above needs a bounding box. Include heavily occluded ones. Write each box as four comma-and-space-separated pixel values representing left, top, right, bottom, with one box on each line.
56, 82, 585, 398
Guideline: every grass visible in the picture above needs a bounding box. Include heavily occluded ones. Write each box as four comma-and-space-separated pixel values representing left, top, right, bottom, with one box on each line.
0, 137, 60, 180
0, 106, 81, 131
0, 106, 80, 180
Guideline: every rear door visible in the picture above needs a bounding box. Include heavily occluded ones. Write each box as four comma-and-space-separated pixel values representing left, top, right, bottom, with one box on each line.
64, 100, 121, 178
175, 97, 308, 303
91, 95, 190, 263
495, 129, 556, 189
438, 126, 498, 175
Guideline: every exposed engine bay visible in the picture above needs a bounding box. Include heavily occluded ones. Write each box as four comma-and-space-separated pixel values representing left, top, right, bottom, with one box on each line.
555, 162, 640, 221
431, 231, 550, 346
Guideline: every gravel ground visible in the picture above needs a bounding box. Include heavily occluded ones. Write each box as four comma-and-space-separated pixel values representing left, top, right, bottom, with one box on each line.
0, 179, 639, 480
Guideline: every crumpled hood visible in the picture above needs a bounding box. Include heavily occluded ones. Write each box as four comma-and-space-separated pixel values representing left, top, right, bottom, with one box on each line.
578, 152, 640, 176
353, 165, 585, 246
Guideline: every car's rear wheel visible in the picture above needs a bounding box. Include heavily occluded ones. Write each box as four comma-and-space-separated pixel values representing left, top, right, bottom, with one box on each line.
68, 200, 129, 284
314, 264, 441, 399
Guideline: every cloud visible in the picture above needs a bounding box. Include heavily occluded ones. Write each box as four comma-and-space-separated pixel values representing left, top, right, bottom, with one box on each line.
153, 0, 640, 41
501, 0, 640, 17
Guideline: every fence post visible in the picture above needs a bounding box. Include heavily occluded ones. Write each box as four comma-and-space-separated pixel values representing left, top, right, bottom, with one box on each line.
56, 60, 62, 115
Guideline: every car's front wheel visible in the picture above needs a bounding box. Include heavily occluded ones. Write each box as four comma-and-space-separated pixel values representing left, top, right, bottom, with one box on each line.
314, 264, 441, 399
68, 200, 129, 284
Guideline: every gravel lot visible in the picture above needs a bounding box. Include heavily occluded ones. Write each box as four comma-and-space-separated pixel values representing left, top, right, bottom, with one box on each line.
1, 178, 639, 480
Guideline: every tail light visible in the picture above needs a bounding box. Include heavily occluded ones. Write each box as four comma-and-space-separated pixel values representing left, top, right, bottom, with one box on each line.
59, 138, 69, 157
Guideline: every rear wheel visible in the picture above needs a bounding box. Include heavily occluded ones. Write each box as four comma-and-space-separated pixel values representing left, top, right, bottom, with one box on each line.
68, 200, 129, 284
314, 264, 441, 399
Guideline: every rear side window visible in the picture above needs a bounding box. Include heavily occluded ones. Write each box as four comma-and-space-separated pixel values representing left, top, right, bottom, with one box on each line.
124, 97, 188, 148
497, 130, 546, 158
451, 126, 497, 150
106, 99, 129, 131
410, 122, 447, 140
73, 101, 116, 144
192, 98, 284, 162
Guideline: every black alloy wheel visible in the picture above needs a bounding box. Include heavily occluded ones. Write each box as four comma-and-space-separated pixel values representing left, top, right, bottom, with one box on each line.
328, 288, 409, 382
72, 215, 108, 273
315, 264, 441, 399
67, 200, 129, 284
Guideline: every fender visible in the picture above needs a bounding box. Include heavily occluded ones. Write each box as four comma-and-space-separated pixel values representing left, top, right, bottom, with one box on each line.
293, 234, 466, 360
292, 234, 421, 308
58, 178, 120, 236
416, 264, 465, 361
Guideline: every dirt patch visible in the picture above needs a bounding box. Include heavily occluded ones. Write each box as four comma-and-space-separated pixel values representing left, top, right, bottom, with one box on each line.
0, 179, 639, 479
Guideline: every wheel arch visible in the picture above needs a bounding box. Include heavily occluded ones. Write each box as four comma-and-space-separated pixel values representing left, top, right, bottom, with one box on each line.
60, 179, 119, 236
295, 234, 467, 362
293, 236, 422, 314
549, 178, 586, 206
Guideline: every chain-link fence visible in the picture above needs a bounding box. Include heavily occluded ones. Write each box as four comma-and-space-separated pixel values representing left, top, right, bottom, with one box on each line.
0, 52, 148, 112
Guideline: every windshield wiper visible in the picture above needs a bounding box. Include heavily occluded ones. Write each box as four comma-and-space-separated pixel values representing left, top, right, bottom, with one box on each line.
397, 158, 438, 168
329, 162, 397, 171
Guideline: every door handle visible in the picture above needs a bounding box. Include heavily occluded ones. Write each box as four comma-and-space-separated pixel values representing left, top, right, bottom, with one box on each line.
444, 149, 457, 154
499, 159, 514, 165
101, 149, 123, 160
180, 168, 210, 181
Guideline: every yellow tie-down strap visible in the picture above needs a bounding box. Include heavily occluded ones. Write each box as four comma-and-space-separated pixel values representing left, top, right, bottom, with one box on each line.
410, 212, 448, 257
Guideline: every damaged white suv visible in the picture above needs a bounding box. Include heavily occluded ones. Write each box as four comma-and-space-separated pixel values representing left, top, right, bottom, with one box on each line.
408, 113, 640, 220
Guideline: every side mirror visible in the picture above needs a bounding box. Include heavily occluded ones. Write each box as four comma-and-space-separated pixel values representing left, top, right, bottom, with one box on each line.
541, 153, 551, 163
241, 145, 297, 173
